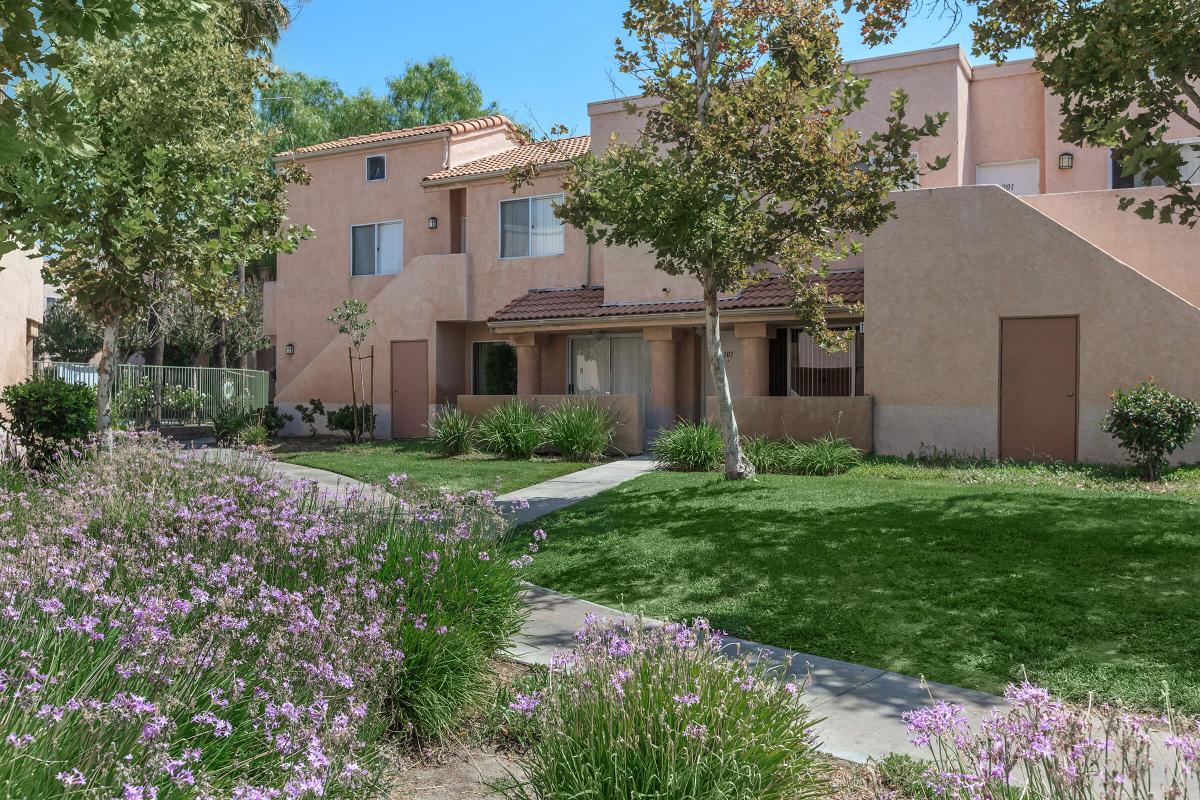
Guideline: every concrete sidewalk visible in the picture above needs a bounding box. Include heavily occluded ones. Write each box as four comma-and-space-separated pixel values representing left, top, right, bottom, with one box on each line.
512, 583, 1004, 764
495, 455, 660, 525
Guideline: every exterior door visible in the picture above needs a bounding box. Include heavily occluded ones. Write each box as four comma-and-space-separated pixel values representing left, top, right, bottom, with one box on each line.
391, 340, 428, 439
999, 317, 1077, 462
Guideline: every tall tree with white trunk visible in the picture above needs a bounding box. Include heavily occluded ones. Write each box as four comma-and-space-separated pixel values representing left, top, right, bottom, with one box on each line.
549, 0, 946, 479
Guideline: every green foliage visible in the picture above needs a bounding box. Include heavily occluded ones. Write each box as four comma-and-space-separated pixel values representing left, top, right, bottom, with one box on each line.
785, 435, 863, 476
212, 398, 257, 445
743, 434, 788, 474
429, 406, 476, 456
500, 618, 827, 800
386, 56, 500, 129
238, 424, 269, 446
540, 401, 621, 462
0, 375, 96, 467
481, 343, 517, 395
1103, 381, 1200, 481
294, 399, 325, 436
325, 405, 375, 444
475, 400, 543, 460
34, 301, 101, 361
653, 421, 724, 472
326, 299, 375, 348
110, 377, 155, 427
259, 404, 293, 437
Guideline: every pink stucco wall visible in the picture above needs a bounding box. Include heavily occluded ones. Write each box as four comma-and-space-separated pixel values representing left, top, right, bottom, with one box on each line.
0, 249, 43, 391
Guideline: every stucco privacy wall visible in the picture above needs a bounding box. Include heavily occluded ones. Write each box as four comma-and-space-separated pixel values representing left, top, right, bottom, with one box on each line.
0, 249, 43, 391
866, 185, 1200, 463
705, 396, 874, 452
456, 394, 644, 455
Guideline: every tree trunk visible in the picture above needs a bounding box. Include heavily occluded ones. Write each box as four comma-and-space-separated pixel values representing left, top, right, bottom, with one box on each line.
97, 319, 120, 434
148, 308, 165, 426
703, 283, 754, 480
348, 346, 359, 443
212, 317, 227, 368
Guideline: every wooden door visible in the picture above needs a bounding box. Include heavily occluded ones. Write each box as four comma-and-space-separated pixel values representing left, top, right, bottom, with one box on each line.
391, 340, 428, 439
999, 317, 1078, 462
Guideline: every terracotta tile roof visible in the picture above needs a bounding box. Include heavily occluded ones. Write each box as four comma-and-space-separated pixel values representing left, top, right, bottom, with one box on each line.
489, 270, 864, 323
276, 115, 515, 157
422, 136, 591, 184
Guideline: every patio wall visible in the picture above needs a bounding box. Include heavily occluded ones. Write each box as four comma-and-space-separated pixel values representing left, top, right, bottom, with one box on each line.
456, 394, 644, 455
704, 396, 874, 452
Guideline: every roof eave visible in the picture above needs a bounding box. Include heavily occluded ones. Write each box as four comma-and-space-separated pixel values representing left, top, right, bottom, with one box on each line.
488, 303, 859, 330
420, 159, 574, 188
273, 129, 452, 164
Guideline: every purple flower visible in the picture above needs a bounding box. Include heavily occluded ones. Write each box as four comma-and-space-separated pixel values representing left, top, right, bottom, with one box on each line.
673, 693, 700, 706
508, 692, 543, 717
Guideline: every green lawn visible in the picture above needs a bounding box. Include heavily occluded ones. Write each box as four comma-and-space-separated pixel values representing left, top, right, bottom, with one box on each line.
516, 470, 1200, 711
275, 438, 594, 494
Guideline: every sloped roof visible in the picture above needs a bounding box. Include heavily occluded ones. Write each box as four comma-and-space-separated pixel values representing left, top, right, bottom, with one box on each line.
275, 115, 515, 158
490, 270, 864, 323
422, 136, 591, 184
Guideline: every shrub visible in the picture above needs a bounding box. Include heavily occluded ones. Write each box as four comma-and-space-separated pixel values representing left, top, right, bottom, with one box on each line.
786, 434, 863, 476
653, 420, 723, 471
743, 434, 787, 474
500, 617, 827, 800
110, 376, 154, 427
540, 401, 620, 461
1103, 380, 1200, 480
904, 682, 1200, 799
294, 398, 325, 436
0, 433, 535, 797
258, 403, 293, 436
429, 406, 476, 456
0, 374, 95, 467
238, 423, 269, 445
211, 397, 255, 444
161, 383, 208, 422
326, 404, 375, 443
475, 400, 542, 459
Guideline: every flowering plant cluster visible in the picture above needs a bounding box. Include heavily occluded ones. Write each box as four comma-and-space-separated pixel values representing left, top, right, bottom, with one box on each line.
501, 615, 827, 800
904, 682, 1200, 799
0, 433, 534, 798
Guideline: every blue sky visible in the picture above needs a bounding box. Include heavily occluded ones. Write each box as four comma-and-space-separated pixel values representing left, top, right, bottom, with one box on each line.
274, 1, 1028, 135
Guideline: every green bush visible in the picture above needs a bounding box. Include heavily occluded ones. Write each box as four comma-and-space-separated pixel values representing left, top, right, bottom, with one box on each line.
1103, 380, 1200, 480
258, 404, 293, 437
294, 398, 325, 436
743, 434, 788, 474
501, 617, 826, 800
429, 406, 476, 456
653, 420, 723, 471
211, 398, 256, 444
785, 434, 863, 476
0, 375, 96, 466
475, 400, 542, 459
238, 424, 269, 446
540, 401, 620, 461
326, 404, 375, 443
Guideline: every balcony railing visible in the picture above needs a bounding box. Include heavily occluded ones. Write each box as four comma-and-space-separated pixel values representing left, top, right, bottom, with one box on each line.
38, 362, 269, 428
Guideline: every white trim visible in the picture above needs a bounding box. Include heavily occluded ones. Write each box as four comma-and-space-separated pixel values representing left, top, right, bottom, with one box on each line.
498, 193, 566, 260
349, 219, 404, 277
365, 153, 387, 183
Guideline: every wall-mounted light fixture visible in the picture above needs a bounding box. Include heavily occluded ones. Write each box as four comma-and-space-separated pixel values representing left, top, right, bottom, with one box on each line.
284, 343, 295, 356
1058, 152, 1074, 170
427, 216, 438, 230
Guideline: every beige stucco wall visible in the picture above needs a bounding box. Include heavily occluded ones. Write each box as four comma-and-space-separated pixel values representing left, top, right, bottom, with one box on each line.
457, 393, 643, 455
0, 249, 44, 391
866, 184, 1200, 464
705, 396, 874, 452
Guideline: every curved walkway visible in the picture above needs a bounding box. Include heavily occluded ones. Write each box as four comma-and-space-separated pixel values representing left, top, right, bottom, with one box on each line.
218, 447, 1004, 763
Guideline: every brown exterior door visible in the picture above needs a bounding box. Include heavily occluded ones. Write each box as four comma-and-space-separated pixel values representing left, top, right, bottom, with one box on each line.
999, 317, 1078, 462
391, 340, 429, 439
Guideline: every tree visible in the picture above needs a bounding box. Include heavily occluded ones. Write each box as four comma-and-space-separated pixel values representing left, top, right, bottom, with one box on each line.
844, 0, 1200, 227
35, 302, 101, 363
544, 0, 944, 479
1, 9, 310, 431
327, 300, 376, 442
386, 56, 500, 129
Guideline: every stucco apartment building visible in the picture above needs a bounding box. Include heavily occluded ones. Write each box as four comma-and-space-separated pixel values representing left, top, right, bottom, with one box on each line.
0, 250, 44, 393
267, 44, 1200, 464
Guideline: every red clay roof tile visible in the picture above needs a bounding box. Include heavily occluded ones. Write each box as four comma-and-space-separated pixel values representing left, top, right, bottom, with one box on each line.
275, 115, 515, 158
422, 136, 591, 184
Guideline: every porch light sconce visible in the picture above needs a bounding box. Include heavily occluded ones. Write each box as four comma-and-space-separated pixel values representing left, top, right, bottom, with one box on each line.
427, 216, 438, 230
284, 343, 295, 356
1058, 152, 1074, 170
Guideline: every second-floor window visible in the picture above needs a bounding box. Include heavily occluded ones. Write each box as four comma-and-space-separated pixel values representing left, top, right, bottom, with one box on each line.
352, 221, 403, 276
1111, 140, 1200, 188
500, 194, 564, 259
366, 154, 386, 182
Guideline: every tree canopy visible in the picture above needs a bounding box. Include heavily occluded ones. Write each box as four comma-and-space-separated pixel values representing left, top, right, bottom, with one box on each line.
844, 0, 1200, 226
261, 56, 500, 153
547, 0, 945, 479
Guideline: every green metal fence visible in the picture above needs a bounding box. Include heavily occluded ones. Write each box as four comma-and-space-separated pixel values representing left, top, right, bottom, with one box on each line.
40, 362, 269, 428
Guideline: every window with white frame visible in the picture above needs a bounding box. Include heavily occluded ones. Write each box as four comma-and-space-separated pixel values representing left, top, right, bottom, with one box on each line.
1111, 140, 1200, 188
500, 194, 564, 258
366, 154, 386, 182
351, 221, 403, 276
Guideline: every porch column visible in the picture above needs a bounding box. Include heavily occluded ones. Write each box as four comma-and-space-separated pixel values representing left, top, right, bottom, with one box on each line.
644, 327, 680, 432
509, 333, 542, 396
736, 322, 770, 397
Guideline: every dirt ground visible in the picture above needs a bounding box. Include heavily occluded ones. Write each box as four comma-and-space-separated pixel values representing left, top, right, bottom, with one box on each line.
388, 746, 519, 800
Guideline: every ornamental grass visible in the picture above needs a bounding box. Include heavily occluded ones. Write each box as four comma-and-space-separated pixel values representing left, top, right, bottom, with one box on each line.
0, 433, 535, 799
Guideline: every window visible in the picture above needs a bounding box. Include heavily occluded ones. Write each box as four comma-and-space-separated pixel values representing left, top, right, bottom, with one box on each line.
785, 328, 860, 397
473, 341, 517, 394
1111, 141, 1200, 189
500, 194, 564, 258
366, 155, 386, 182
351, 220, 403, 276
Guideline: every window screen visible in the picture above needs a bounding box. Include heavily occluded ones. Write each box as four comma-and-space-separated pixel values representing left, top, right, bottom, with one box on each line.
351, 224, 376, 276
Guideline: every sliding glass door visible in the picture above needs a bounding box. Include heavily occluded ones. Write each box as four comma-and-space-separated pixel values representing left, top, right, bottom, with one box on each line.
569, 336, 648, 410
